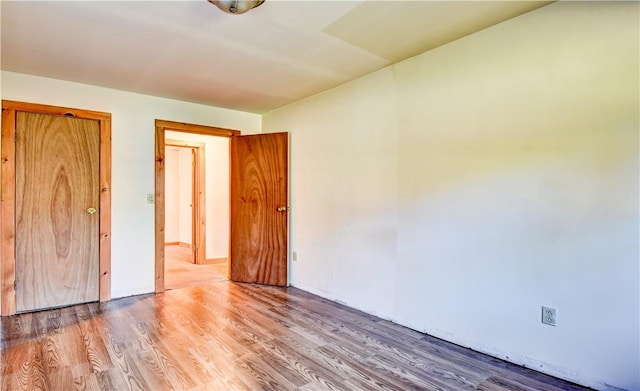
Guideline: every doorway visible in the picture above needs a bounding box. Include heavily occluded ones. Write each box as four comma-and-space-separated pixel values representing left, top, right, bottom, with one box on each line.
164, 139, 205, 265
163, 135, 229, 290
155, 119, 290, 294
1, 100, 112, 316
155, 120, 239, 292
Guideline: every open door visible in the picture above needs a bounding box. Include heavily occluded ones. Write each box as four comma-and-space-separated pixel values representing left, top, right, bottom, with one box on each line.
230, 132, 288, 286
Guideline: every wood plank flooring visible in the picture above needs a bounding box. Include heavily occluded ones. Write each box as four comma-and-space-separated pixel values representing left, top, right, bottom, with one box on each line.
1, 281, 590, 391
165, 245, 227, 290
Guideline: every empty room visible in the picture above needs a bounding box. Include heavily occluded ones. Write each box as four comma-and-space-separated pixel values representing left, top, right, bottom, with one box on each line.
0, 1, 638, 391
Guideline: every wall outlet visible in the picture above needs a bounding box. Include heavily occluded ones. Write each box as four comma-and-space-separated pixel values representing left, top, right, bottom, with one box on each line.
292, 251, 298, 262
542, 306, 557, 326
147, 193, 155, 204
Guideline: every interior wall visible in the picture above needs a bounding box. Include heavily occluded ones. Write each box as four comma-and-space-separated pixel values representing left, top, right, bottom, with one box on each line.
166, 131, 230, 260
177, 148, 193, 245
164, 148, 180, 242
262, 2, 639, 390
206, 137, 230, 260
0, 71, 260, 301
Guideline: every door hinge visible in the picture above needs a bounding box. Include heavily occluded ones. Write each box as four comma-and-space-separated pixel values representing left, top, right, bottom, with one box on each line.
14, 280, 17, 290
14, 132, 17, 143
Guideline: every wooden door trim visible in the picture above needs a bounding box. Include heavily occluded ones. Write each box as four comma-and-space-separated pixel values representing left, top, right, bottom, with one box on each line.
1, 110, 17, 316
155, 119, 239, 293
165, 139, 206, 265
156, 120, 240, 138
1, 100, 112, 316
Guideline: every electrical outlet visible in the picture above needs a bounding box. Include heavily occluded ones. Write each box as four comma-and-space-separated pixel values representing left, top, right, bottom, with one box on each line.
541, 306, 557, 326
147, 193, 155, 204
292, 251, 298, 262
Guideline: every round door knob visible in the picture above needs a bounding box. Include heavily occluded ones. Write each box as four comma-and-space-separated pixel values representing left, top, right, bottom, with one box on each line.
276, 206, 289, 212
86, 207, 97, 215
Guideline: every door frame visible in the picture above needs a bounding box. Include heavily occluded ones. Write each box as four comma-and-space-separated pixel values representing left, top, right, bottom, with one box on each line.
1, 100, 112, 316
154, 119, 239, 293
164, 139, 206, 265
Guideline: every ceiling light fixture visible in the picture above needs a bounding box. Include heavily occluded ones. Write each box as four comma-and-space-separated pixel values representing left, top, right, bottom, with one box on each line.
208, 0, 265, 15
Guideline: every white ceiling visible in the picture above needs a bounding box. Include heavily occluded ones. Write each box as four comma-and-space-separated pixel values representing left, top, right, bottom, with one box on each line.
1, 1, 551, 114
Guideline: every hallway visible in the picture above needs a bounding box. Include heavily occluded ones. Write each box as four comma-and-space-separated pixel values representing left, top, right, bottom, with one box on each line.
164, 244, 227, 290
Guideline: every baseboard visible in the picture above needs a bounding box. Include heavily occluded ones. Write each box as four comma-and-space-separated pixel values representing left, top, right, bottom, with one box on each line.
178, 242, 192, 248
205, 257, 227, 264
165, 242, 192, 248
288, 282, 608, 391
111, 286, 154, 300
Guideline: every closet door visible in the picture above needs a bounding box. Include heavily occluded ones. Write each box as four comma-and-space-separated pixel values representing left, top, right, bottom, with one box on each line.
16, 112, 100, 312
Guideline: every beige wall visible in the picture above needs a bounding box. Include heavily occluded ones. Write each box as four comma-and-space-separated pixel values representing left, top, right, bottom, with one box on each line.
177, 148, 194, 244
263, 2, 639, 390
164, 148, 180, 242
163, 147, 194, 245
165, 147, 198, 246
206, 137, 230, 259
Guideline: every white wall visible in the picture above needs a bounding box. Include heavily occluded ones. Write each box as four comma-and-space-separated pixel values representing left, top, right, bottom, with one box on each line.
166, 131, 230, 260
206, 137, 230, 260
164, 148, 180, 242
0, 71, 260, 301
263, 3, 639, 391
177, 148, 193, 244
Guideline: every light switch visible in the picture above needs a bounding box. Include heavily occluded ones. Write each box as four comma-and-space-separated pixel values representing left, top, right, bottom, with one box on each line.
147, 193, 155, 204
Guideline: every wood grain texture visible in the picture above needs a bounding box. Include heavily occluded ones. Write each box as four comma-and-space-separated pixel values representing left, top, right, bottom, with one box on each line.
15, 112, 100, 312
1, 100, 112, 316
0, 281, 591, 391
2, 101, 111, 123
193, 147, 206, 265
99, 117, 112, 302
230, 132, 288, 287
155, 125, 166, 293
156, 119, 240, 138
1, 109, 17, 316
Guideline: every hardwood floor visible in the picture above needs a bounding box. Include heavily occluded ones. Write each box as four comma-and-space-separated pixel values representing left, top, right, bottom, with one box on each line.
1, 281, 590, 391
165, 245, 227, 290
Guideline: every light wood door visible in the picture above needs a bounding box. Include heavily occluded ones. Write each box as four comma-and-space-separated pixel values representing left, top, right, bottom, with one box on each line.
15, 112, 100, 312
230, 133, 288, 286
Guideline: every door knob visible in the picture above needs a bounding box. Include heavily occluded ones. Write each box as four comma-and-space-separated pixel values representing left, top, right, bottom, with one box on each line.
86, 207, 97, 215
276, 206, 289, 212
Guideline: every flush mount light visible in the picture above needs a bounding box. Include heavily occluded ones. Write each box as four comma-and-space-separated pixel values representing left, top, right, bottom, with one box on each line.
208, 0, 265, 15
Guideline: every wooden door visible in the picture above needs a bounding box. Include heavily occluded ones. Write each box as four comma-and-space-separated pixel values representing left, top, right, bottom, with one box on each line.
230, 132, 288, 286
15, 112, 100, 312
